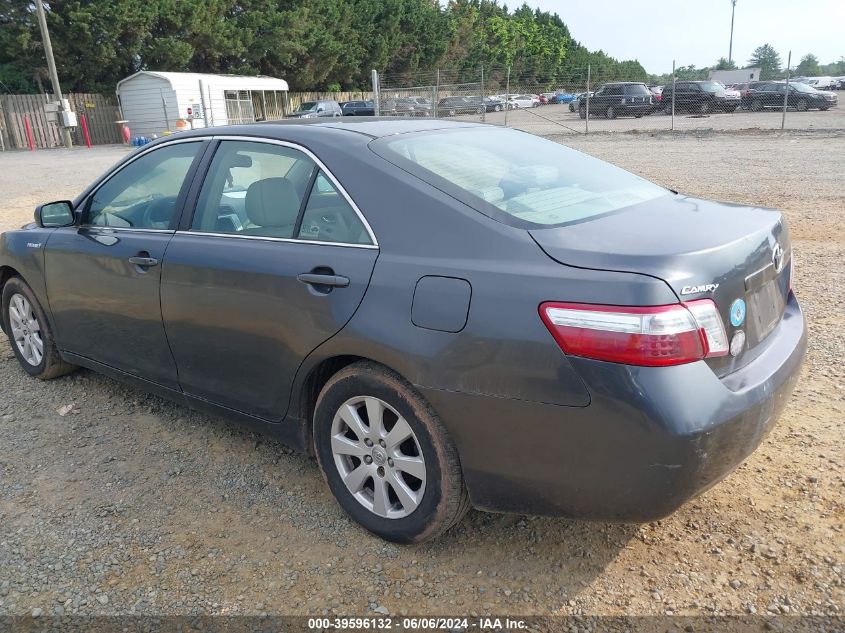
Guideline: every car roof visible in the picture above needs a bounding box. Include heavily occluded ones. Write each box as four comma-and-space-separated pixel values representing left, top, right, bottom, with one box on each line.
174, 118, 488, 141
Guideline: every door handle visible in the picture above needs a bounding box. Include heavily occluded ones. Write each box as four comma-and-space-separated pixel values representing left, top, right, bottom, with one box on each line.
297, 273, 350, 288
128, 256, 158, 267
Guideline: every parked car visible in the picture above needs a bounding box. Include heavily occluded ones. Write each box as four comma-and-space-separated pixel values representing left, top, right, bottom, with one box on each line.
287, 100, 342, 118
647, 86, 664, 113
743, 81, 838, 111
1, 120, 805, 543
569, 91, 592, 112
382, 98, 430, 117
536, 94, 549, 105
506, 94, 540, 109
553, 92, 577, 104
464, 95, 505, 112
437, 96, 484, 116
661, 80, 738, 114
804, 76, 835, 90
403, 96, 433, 116
340, 100, 375, 116
580, 82, 654, 118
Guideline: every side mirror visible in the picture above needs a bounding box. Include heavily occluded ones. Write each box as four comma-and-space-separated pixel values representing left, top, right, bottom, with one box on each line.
35, 200, 75, 228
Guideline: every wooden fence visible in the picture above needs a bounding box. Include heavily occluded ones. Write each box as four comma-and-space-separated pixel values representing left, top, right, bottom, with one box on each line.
286, 90, 374, 112
0, 93, 122, 150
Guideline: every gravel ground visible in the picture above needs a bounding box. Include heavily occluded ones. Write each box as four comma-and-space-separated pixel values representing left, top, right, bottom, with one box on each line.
0, 132, 843, 619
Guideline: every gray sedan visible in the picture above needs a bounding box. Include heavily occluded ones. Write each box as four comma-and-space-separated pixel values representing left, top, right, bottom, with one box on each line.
0, 120, 805, 542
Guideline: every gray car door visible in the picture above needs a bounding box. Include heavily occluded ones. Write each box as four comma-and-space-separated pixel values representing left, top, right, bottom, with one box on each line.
44, 140, 205, 389
160, 138, 378, 421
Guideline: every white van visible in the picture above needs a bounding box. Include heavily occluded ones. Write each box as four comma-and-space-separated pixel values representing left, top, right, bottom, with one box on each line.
805, 76, 834, 90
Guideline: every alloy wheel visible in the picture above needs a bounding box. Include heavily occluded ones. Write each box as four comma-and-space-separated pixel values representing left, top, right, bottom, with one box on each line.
8, 293, 43, 366
330, 395, 426, 519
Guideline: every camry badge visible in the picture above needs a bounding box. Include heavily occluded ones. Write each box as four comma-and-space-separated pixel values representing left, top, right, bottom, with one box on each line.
729, 298, 746, 327
680, 283, 719, 295
730, 330, 746, 357
772, 242, 786, 273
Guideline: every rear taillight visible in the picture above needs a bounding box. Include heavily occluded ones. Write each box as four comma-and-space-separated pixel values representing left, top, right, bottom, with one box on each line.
539, 300, 728, 367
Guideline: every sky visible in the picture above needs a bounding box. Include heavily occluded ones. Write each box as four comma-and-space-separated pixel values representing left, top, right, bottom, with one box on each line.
530, 0, 845, 74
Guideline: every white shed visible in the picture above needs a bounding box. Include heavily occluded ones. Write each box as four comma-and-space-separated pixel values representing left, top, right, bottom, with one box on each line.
116, 71, 289, 138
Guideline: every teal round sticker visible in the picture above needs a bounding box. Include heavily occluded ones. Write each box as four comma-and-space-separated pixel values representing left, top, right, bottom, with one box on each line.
729, 298, 746, 327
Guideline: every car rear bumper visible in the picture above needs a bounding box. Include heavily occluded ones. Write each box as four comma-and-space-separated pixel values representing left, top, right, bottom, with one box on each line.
620, 104, 653, 115
420, 293, 806, 521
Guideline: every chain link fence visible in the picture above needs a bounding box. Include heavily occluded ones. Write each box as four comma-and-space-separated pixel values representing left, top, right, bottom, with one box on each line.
374, 64, 843, 135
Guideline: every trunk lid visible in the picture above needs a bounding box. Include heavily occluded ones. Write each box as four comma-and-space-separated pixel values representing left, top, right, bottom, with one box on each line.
530, 193, 792, 376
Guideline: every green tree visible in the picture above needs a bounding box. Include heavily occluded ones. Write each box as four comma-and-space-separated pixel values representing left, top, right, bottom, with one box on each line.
795, 53, 821, 77
714, 57, 737, 70
748, 43, 782, 80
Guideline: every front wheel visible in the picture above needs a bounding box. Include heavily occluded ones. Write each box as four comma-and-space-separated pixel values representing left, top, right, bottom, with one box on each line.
751, 99, 763, 112
796, 99, 808, 112
2, 277, 76, 380
606, 106, 617, 119
313, 362, 470, 543
494, 104, 502, 112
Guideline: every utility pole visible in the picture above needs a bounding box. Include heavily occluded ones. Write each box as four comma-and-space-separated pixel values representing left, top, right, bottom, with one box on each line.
728, 0, 738, 64
35, 0, 72, 148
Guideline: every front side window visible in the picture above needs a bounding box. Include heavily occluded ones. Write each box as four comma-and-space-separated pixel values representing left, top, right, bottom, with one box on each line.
86, 142, 201, 229
297, 102, 318, 112
191, 141, 372, 244
372, 128, 668, 228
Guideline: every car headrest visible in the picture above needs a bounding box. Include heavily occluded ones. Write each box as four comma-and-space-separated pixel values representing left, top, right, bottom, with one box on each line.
245, 178, 300, 228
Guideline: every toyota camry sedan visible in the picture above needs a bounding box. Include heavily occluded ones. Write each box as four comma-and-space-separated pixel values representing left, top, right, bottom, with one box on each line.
0, 120, 805, 543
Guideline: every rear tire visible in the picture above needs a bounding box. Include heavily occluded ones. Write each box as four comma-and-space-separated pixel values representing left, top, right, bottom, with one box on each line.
751, 99, 763, 112
313, 361, 470, 543
2, 277, 76, 380
699, 101, 711, 114
606, 106, 617, 119
579, 106, 586, 119
664, 103, 672, 115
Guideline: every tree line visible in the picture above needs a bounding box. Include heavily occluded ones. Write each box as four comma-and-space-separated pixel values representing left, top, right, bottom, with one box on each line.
648, 45, 845, 86
0, 0, 648, 94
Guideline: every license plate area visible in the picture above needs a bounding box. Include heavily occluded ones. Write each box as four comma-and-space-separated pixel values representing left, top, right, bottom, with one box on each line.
747, 279, 786, 343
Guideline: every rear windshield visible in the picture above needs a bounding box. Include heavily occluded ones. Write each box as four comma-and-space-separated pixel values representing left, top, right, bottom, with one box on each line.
371, 128, 668, 228
699, 81, 724, 92
624, 84, 651, 95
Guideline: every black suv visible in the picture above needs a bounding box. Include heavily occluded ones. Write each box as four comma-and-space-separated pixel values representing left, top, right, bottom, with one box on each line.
579, 82, 653, 119
661, 81, 738, 114
340, 100, 375, 116
743, 82, 837, 112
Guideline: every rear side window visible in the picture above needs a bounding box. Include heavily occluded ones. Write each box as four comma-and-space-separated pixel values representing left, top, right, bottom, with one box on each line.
191, 140, 372, 244
624, 84, 650, 95
372, 128, 667, 228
